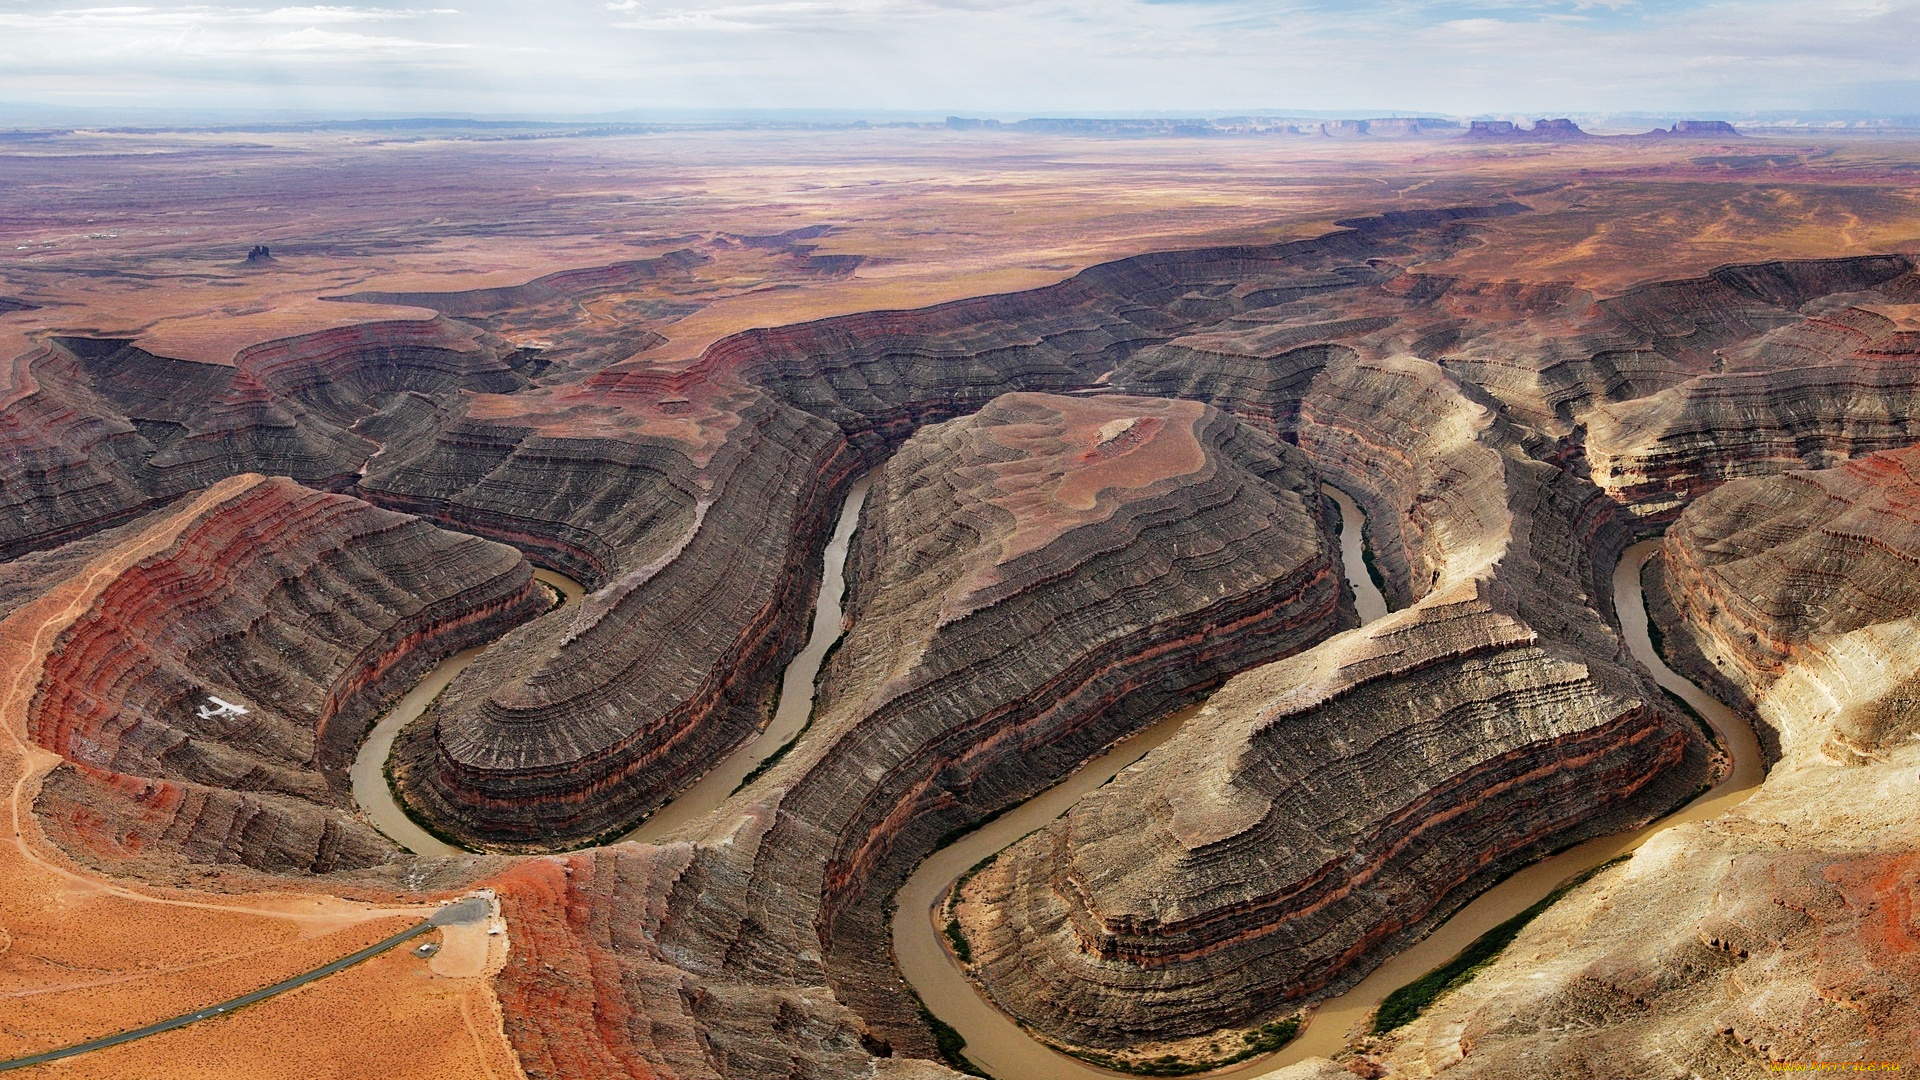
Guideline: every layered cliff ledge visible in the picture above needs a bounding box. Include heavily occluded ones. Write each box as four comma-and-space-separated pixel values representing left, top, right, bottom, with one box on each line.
484, 391, 1345, 1075
1582, 262, 1920, 517
1368, 448, 1920, 1078
383, 387, 857, 849
1652, 443, 1920, 762
23, 474, 544, 875
0, 317, 532, 560
954, 352, 1710, 1052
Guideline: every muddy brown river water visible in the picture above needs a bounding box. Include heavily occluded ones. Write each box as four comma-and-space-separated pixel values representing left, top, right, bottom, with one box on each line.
350, 483, 1762, 1077
351, 568, 586, 856
890, 531, 1765, 1078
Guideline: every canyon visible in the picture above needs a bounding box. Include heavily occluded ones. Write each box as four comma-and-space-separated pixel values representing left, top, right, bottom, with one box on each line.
3, 126, 1920, 1079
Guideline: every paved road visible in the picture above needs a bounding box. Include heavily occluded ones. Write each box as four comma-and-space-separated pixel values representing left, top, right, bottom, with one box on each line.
0, 897, 489, 1073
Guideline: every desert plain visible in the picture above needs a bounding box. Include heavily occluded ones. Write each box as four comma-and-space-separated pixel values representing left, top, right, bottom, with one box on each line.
1, 123, 1918, 1079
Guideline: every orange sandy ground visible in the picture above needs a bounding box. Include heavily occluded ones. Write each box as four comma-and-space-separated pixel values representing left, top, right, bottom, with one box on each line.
6, 131, 1919, 369
2, 127, 1920, 1077
0, 478, 521, 1080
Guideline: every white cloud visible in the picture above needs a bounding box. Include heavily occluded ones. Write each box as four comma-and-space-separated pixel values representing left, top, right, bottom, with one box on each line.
0, 0, 1915, 116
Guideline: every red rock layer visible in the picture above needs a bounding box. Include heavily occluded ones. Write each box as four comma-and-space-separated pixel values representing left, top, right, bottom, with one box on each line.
387, 391, 859, 848
25, 474, 544, 874
483, 391, 1345, 1073
959, 594, 1699, 1047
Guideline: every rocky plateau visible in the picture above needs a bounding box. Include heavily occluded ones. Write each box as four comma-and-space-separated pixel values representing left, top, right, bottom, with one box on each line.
6, 179, 1920, 1080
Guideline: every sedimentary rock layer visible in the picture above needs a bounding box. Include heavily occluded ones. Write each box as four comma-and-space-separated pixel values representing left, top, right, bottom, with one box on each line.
387, 389, 855, 848
485, 390, 1345, 1073
25, 474, 544, 874
956, 350, 1709, 1049
1372, 449, 1920, 1077
1653, 443, 1920, 762
0, 318, 531, 560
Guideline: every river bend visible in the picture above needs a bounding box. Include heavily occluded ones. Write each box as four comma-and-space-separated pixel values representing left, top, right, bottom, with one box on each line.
890, 521, 1764, 1076
351, 569, 585, 856
352, 478, 874, 855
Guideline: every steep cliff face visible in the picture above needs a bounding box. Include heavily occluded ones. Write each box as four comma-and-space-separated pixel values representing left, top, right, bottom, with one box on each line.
24, 474, 544, 875
0, 344, 170, 559
956, 353, 1708, 1052
1582, 264, 1920, 517
1654, 444, 1920, 761
0, 318, 533, 560
1368, 450, 1920, 1075
485, 391, 1344, 1073
386, 389, 857, 849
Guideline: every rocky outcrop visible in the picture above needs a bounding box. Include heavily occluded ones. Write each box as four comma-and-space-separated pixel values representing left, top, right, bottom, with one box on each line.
1369, 448, 1920, 1077
484, 391, 1344, 1072
0, 319, 533, 560
1653, 444, 1920, 762
1466, 119, 1590, 139
955, 352, 1710, 1051
386, 389, 856, 849
25, 474, 544, 874
1647, 119, 1743, 138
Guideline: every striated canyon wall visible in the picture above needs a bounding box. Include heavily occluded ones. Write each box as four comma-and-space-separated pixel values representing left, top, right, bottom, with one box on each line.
1369, 444, 1920, 1077
955, 347, 1712, 1051
21, 474, 544, 877
485, 390, 1346, 1075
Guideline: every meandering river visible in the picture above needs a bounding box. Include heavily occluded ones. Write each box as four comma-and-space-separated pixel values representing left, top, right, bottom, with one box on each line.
352, 478, 874, 855
349, 480, 1764, 1078
890, 520, 1765, 1076
350, 568, 585, 857
622, 475, 872, 842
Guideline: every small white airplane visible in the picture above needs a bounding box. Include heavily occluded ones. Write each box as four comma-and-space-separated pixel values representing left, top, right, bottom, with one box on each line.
197, 696, 249, 720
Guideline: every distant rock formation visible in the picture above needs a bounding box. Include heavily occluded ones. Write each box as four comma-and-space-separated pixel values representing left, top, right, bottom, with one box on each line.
1467, 118, 1591, 139
1363, 117, 1462, 137
945, 116, 1457, 138
244, 244, 276, 264
1648, 119, 1743, 138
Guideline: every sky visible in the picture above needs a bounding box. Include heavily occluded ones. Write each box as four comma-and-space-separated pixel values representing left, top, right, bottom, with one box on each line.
0, 0, 1915, 120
